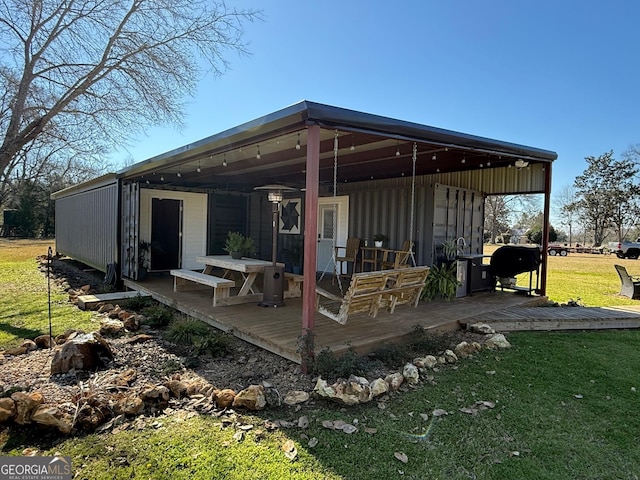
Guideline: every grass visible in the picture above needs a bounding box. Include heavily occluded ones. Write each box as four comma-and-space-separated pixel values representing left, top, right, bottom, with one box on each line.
0, 239, 95, 347
2, 240, 640, 478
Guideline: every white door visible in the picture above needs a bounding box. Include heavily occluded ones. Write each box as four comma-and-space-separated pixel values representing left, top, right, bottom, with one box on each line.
317, 196, 349, 273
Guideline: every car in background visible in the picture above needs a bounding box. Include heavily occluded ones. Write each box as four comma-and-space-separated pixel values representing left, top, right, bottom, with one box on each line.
547, 244, 569, 256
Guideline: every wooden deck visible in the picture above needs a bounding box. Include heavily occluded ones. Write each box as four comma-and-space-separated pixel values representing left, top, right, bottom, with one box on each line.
124, 273, 546, 363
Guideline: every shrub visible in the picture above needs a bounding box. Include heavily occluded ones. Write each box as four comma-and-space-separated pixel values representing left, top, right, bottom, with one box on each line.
370, 342, 412, 368
164, 318, 210, 345
141, 304, 174, 327
407, 325, 456, 356
122, 294, 155, 311
313, 347, 369, 379
194, 332, 233, 357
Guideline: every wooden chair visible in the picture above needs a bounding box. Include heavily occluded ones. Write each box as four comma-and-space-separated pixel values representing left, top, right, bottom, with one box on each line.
380, 240, 414, 270
614, 264, 640, 299
316, 270, 391, 324
334, 237, 361, 283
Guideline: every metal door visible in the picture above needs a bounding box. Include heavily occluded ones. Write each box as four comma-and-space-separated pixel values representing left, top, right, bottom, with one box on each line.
120, 182, 139, 279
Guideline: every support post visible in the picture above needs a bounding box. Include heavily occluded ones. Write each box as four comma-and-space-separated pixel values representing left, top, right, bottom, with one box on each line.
301, 125, 320, 373
540, 162, 552, 296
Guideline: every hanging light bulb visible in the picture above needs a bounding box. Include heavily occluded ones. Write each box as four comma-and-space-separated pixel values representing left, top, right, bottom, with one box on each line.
145, 179, 150, 184
432, 153, 437, 161
461, 157, 466, 164
196, 160, 201, 173
487, 160, 491, 166
479, 163, 483, 168
396, 146, 400, 156
222, 154, 228, 167
296, 133, 301, 150
177, 168, 182, 178
350, 141, 355, 151
160, 174, 164, 181
256, 144, 261, 159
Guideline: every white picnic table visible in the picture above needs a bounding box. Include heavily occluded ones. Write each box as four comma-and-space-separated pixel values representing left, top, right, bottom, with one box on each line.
196, 255, 284, 297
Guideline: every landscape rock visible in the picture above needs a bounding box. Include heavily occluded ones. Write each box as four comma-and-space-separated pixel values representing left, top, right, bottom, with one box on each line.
4, 346, 27, 356
165, 379, 189, 398
75, 403, 107, 431
123, 314, 141, 332
11, 392, 44, 425
402, 363, 420, 384
99, 319, 125, 337
469, 323, 495, 334
414, 355, 438, 369
262, 382, 282, 407
370, 378, 389, 397
0, 398, 15, 422
50, 332, 114, 374
34, 335, 56, 349
233, 384, 267, 410
113, 368, 137, 387
21, 340, 38, 353
31, 406, 73, 434
485, 333, 511, 349
113, 394, 144, 416
283, 390, 309, 406
97, 303, 115, 314
385, 372, 405, 391
314, 375, 372, 405
443, 349, 458, 364
140, 385, 170, 403
215, 389, 237, 408
454, 341, 482, 358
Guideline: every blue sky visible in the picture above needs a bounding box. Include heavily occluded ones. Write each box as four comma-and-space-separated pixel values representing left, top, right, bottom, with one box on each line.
111, 0, 640, 197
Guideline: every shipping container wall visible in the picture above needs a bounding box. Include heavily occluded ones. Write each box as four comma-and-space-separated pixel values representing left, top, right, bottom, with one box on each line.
54, 182, 119, 272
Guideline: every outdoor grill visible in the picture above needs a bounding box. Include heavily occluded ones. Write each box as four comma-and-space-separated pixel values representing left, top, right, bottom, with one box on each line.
490, 245, 541, 293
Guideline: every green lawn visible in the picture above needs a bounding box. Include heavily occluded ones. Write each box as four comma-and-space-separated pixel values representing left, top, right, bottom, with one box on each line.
2, 240, 640, 479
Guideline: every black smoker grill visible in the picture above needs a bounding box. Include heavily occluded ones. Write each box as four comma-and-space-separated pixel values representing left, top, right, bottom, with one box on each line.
490, 245, 541, 295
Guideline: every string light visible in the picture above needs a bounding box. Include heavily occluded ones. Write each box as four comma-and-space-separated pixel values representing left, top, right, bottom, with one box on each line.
177, 168, 182, 178
196, 160, 201, 173
432, 153, 437, 161
222, 154, 228, 167
160, 174, 164, 181
296, 133, 301, 150
461, 157, 466, 164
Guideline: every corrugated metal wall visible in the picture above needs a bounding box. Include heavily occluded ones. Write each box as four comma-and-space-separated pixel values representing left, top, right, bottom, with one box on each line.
55, 181, 119, 272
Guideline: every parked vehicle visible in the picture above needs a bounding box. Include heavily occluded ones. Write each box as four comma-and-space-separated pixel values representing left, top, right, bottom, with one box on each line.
547, 244, 569, 256
614, 240, 640, 259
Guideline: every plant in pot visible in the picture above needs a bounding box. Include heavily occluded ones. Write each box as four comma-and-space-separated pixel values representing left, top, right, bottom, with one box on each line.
421, 262, 460, 302
373, 233, 388, 248
224, 232, 255, 259
138, 240, 151, 279
285, 236, 304, 274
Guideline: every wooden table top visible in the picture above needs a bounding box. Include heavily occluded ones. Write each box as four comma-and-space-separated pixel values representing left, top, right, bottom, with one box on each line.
196, 255, 284, 273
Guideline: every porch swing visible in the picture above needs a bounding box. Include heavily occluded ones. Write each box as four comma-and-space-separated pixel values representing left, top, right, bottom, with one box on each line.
315, 140, 429, 325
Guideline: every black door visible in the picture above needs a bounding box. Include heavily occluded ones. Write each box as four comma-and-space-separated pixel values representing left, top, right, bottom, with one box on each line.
151, 198, 182, 270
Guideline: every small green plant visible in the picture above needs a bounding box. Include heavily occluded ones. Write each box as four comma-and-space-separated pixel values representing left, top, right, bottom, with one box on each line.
141, 304, 174, 327
373, 233, 388, 245
121, 294, 155, 311
313, 347, 369, 379
441, 239, 459, 261
159, 359, 184, 375
164, 317, 210, 345
421, 263, 460, 301
194, 332, 233, 357
223, 231, 256, 257
407, 324, 457, 355
370, 342, 411, 368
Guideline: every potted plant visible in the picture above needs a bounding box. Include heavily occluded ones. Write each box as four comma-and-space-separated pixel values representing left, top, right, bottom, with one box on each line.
373, 233, 388, 248
421, 263, 460, 301
138, 240, 151, 280
285, 236, 304, 274
224, 231, 255, 259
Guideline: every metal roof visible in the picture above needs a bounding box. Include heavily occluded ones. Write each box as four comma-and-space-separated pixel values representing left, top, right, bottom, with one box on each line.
114, 100, 557, 191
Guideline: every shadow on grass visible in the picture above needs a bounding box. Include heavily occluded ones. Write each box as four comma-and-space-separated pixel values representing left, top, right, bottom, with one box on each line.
0, 321, 42, 344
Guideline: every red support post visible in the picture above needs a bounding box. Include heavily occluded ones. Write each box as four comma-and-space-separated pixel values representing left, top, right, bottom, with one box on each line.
540, 162, 552, 296
301, 125, 320, 373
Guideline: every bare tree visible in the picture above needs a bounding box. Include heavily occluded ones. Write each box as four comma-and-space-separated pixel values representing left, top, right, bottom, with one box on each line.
554, 184, 578, 246
0, 0, 259, 193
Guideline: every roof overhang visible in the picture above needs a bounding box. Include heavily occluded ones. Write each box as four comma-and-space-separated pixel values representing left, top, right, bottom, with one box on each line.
116, 100, 557, 191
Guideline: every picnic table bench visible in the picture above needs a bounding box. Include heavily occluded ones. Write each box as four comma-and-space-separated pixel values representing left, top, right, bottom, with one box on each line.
170, 269, 235, 307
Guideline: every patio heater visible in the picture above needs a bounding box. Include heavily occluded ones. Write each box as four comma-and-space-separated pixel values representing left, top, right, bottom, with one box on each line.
254, 184, 297, 307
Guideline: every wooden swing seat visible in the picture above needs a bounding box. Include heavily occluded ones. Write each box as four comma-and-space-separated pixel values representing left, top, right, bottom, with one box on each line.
315, 266, 430, 324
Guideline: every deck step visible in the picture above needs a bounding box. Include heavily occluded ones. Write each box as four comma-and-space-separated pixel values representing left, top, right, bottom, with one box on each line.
464, 306, 640, 331
78, 291, 151, 311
